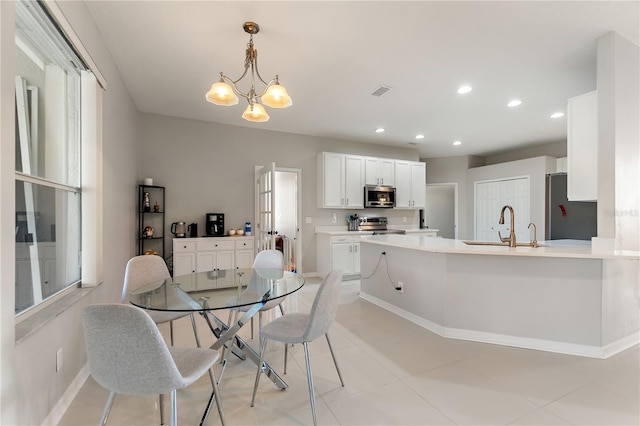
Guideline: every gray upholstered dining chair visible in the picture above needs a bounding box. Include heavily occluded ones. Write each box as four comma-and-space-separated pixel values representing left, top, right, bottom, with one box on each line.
250, 269, 345, 426
122, 255, 200, 347
229, 249, 286, 339
82, 304, 225, 426
122, 255, 205, 424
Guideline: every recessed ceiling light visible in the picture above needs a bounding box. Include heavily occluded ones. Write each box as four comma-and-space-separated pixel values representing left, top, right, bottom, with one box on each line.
452, 140, 462, 146
550, 112, 565, 119
375, 128, 385, 133
507, 99, 522, 107
415, 134, 425, 140
457, 85, 473, 94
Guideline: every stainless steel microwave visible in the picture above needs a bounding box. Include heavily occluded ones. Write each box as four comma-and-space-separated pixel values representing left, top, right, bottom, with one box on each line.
364, 185, 396, 208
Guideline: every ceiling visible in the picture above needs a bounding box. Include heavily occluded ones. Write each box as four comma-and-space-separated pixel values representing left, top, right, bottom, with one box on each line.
84, 1, 639, 158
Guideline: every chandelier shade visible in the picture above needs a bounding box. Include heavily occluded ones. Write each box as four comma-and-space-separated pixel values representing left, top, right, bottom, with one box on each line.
205, 21, 291, 122
262, 80, 292, 108
206, 79, 239, 106
242, 103, 270, 122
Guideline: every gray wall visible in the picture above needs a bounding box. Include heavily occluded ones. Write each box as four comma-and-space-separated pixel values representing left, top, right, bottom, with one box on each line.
138, 113, 420, 274
485, 140, 567, 165
2, 2, 140, 424
422, 155, 485, 239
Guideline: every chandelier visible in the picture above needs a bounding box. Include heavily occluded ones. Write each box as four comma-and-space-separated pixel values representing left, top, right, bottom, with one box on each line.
205, 21, 292, 123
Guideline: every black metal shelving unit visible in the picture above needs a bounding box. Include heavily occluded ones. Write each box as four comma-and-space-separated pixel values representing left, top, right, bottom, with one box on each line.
138, 185, 165, 258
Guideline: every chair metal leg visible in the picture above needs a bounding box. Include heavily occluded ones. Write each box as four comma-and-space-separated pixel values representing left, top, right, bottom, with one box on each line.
169, 389, 177, 426
159, 393, 165, 425
100, 391, 116, 426
325, 333, 345, 386
250, 316, 254, 339
278, 303, 285, 316
302, 342, 317, 426
251, 337, 268, 407
169, 321, 174, 346
284, 342, 288, 374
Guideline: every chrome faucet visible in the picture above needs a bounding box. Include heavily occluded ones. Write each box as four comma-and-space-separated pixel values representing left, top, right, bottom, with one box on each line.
528, 222, 538, 248
498, 205, 517, 247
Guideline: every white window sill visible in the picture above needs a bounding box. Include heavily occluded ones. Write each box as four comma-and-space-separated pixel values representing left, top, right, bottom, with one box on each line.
15, 285, 97, 343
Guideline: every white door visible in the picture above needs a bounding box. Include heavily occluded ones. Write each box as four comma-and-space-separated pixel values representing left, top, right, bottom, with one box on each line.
258, 163, 277, 251
475, 177, 530, 241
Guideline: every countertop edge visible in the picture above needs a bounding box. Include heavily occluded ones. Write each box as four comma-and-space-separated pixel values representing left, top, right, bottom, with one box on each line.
359, 236, 640, 260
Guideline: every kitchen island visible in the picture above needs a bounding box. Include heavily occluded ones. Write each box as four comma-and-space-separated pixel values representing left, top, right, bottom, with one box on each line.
359, 235, 640, 358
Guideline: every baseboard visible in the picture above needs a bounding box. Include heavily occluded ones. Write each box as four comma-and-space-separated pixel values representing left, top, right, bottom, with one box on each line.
41, 364, 89, 426
360, 291, 638, 359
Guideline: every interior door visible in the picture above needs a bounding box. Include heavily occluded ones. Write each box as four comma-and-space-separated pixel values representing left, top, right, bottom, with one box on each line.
257, 162, 277, 252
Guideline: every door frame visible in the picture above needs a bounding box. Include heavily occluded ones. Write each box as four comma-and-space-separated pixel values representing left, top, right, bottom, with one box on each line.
254, 165, 303, 272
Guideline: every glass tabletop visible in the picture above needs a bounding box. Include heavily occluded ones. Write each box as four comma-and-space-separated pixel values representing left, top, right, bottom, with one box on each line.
129, 268, 305, 312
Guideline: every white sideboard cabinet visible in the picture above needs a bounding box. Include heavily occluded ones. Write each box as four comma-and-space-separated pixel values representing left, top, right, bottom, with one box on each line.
567, 90, 598, 201
317, 152, 365, 209
172, 237, 254, 276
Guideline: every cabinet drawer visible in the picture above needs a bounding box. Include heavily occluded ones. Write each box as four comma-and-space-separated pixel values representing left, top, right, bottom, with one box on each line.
173, 241, 196, 253
234, 239, 254, 250
197, 240, 235, 251
331, 235, 353, 244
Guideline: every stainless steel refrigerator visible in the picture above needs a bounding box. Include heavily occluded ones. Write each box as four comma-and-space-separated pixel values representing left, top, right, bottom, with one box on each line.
545, 173, 597, 240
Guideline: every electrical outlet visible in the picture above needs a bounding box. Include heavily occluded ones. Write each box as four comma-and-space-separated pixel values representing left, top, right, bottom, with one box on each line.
331, 212, 337, 223
403, 217, 407, 223
396, 281, 404, 293
305, 217, 312, 224
56, 348, 63, 372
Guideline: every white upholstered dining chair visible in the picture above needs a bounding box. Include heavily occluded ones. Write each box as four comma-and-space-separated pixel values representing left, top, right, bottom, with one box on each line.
82, 304, 225, 426
250, 269, 345, 426
121, 254, 205, 424
229, 249, 286, 338
122, 255, 200, 347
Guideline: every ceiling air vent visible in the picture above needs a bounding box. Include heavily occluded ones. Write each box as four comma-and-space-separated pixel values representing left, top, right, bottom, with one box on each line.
371, 85, 392, 97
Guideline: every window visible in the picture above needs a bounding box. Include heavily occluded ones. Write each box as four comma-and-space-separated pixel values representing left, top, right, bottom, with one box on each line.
14, 0, 90, 315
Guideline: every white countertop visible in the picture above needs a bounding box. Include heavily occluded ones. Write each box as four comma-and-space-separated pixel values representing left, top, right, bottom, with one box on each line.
359, 235, 640, 260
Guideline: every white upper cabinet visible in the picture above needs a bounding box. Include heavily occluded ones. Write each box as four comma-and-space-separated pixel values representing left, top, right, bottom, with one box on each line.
365, 157, 395, 186
567, 91, 598, 201
395, 160, 426, 208
317, 152, 364, 209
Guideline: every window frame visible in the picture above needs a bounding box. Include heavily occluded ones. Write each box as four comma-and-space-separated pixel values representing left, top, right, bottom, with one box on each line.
13, 0, 104, 320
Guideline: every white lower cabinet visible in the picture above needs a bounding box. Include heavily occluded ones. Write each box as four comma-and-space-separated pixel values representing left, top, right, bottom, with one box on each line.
317, 233, 361, 279
172, 237, 254, 276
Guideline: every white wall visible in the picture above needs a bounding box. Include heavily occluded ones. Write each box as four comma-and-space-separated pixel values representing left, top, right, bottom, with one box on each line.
1, 2, 139, 424
596, 32, 640, 251
137, 113, 420, 274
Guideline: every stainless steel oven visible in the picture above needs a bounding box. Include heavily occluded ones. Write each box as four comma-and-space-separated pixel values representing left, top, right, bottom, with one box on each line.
364, 185, 396, 208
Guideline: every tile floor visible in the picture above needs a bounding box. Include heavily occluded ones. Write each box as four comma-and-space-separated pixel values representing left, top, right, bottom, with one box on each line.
60, 278, 639, 425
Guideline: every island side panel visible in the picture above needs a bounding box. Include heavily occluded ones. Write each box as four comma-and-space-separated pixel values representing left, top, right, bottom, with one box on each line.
601, 258, 640, 348
445, 254, 603, 347
360, 242, 448, 329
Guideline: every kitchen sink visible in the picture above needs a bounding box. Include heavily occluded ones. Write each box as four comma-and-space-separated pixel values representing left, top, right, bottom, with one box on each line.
463, 241, 509, 246
462, 240, 543, 247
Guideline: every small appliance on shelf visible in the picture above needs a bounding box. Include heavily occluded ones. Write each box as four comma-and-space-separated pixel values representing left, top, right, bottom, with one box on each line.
206, 213, 224, 236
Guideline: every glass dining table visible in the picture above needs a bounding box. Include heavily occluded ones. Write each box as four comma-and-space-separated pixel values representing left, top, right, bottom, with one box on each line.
129, 267, 305, 390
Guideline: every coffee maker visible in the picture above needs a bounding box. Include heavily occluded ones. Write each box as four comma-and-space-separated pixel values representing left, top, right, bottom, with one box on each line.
206, 213, 224, 236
